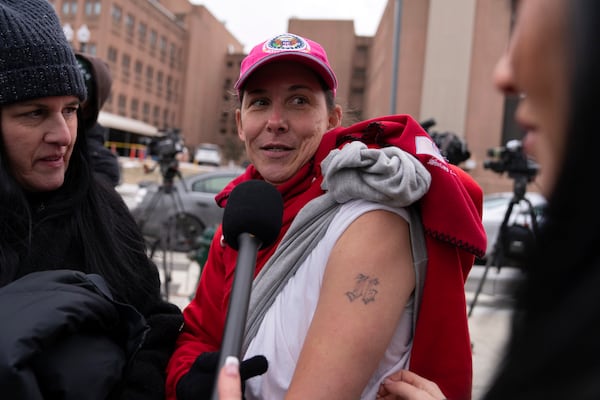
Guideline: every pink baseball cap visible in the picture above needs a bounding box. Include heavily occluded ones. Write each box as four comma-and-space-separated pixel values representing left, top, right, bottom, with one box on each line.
234, 33, 338, 96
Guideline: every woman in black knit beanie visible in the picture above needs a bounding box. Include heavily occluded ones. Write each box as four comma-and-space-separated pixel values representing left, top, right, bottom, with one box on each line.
0, 1, 183, 398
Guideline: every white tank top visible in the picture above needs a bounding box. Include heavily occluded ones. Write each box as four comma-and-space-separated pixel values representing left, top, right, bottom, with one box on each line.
244, 199, 415, 400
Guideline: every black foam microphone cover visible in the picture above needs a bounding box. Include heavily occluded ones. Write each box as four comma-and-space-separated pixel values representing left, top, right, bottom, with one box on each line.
222, 180, 284, 250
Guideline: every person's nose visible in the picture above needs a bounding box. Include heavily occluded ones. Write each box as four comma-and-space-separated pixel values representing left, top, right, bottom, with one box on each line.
43, 114, 73, 147
493, 51, 519, 96
266, 104, 288, 134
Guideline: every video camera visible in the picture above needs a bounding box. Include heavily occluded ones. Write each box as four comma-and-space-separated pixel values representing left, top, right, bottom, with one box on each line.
420, 118, 471, 166
144, 128, 183, 161
484, 139, 539, 181
141, 128, 184, 185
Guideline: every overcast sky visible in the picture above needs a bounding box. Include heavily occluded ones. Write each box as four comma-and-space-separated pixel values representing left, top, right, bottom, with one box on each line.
190, 0, 389, 52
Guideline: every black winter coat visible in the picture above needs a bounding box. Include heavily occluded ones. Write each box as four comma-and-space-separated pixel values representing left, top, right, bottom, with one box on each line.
0, 182, 184, 399
0, 270, 148, 399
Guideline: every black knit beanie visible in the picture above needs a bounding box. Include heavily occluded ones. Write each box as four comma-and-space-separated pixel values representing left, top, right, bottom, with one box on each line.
0, 0, 87, 106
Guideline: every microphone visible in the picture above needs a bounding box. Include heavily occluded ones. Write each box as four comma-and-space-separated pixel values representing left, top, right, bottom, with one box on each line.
211, 180, 283, 400
221, 179, 283, 251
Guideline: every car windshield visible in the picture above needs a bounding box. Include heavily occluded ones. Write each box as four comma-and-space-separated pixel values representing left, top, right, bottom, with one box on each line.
483, 196, 512, 210
191, 175, 236, 194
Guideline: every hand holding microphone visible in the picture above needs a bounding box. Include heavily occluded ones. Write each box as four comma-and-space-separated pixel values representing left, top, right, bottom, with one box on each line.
176, 351, 267, 400
178, 180, 282, 400
212, 180, 283, 400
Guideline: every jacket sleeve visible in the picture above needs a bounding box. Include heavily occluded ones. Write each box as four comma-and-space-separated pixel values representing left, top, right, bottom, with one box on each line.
165, 225, 231, 400
0, 271, 145, 400
117, 297, 183, 400
91, 182, 185, 399
409, 166, 484, 400
104, 235, 184, 400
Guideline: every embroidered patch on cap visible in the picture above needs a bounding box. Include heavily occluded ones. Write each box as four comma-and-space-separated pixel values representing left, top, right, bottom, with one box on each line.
263, 33, 310, 53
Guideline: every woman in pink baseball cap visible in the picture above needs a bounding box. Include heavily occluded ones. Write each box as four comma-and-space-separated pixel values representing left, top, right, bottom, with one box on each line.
167, 32, 485, 400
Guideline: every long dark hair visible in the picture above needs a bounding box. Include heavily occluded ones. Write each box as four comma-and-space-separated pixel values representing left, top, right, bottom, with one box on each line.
0, 110, 158, 309
483, 1, 600, 398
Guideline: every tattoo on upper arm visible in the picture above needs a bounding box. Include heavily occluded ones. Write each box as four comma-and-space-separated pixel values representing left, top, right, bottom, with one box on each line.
345, 273, 379, 304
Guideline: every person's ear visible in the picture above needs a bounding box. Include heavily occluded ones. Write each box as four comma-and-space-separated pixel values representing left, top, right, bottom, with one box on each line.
328, 104, 343, 129
235, 109, 245, 141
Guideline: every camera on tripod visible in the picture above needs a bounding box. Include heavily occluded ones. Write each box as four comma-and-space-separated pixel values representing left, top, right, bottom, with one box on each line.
484, 139, 539, 181
141, 128, 184, 186
468, 139, 543, 315
145, 128, 183, 161
483, 139, 540, 260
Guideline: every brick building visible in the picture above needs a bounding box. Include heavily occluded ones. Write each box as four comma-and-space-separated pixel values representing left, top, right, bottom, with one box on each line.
53, 0, 244, 160
52, 0, 529, 193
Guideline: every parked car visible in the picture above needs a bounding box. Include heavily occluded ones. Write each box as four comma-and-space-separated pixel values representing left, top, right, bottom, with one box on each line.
477, 191, 547, 266
131, 168, 242, 252
194, 143, 222, 166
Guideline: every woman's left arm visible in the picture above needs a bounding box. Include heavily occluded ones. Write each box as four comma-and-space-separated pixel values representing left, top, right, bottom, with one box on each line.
286, 209, 415, 399
117, 253, 184, 399
120, 294, 183, 399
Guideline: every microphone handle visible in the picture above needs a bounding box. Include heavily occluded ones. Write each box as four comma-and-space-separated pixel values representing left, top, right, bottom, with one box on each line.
211, 233, 262, 400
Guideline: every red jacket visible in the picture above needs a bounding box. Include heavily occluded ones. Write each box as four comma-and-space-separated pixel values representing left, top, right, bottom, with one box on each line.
166, 114, 486, 400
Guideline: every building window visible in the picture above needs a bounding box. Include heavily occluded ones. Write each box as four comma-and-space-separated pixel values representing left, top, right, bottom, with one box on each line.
107, 47, 118, 63
111, 4, 122, 25
84, 0, 101, 16
62, 0, 77, 16
138, 22, 147, 44
118, 94, 126, 114
125, 14, 135, 37
87, 43, 97, 56
122, 54, 131, 77
159, 36, 167, 61
143, 102, 150, 122
166, 75, 172, 101
163, 108, 169, 127
153, 105, 160, 126
134, 60, 143, 84
169, 43, 178, 68
106, 93, 113, 108
156, 71, 163, 94
173, 79, 179, 102
131, 98, 139, 118
149, 30, 157, 49
146, 66, 153, 90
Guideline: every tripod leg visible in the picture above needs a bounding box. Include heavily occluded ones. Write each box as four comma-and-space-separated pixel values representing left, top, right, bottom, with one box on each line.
468, 199, 517, 316
468, 253, 495, 317
136, 187, 163, 232
136, 184, 176, 300
159, 187, 188, 300
521, 197, 540, 237
151, 174, 201, 301
160, 234, 171, 300
149, 238, 160, 259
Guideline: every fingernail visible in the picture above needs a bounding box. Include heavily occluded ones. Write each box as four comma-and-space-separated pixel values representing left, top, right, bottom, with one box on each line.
224, 356, 239, 375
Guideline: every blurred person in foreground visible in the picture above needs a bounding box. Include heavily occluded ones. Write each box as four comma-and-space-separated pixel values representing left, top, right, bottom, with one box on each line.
0, 1, 182, 398
375, 0, 600, 399
75, 52, 121, 187
166, 32, 485, 399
